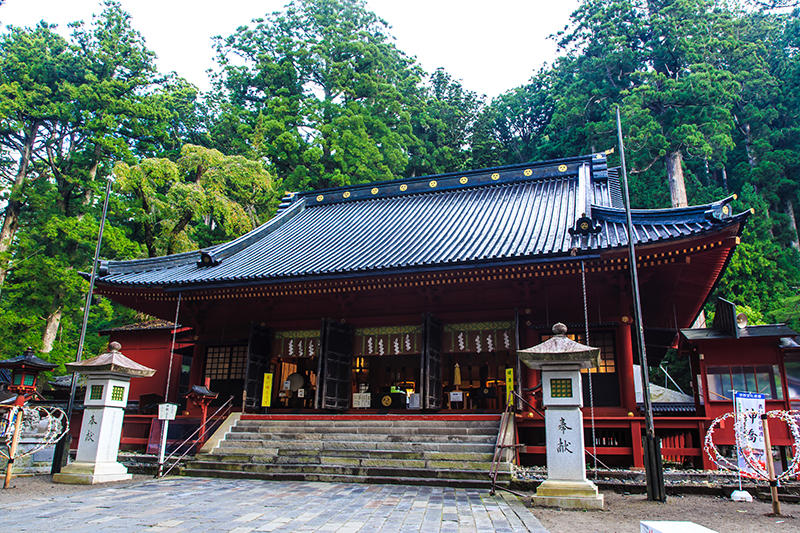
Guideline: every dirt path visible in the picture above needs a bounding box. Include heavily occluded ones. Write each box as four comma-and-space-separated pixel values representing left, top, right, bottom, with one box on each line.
0, 474, 148, 504
533, 491, 798, 532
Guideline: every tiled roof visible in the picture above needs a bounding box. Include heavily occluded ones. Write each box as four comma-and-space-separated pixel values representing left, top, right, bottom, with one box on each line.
99, 319, 179, 334
95, 153, 748, 288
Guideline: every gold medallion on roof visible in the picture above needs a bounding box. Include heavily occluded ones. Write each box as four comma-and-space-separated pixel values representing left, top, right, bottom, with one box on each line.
371, 187, 379, 195
316, 194, 324, 202
558, 164, 567, 172
524, 169, 532, 176
429, 180, 437, 188
400, 184, 408, 191
491, 173, 500, 180
343, 191, 351, 198
460, 177, 468, 184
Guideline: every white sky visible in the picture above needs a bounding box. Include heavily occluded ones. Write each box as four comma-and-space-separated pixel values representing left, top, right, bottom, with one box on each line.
0, 0, 579, 99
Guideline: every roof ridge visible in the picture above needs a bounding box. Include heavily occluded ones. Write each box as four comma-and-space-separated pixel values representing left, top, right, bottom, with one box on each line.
298, 155, 600, 208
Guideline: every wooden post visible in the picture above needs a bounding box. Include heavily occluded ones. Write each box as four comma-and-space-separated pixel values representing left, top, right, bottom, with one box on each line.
3, 407, 23, 489
761, 414, 781, 516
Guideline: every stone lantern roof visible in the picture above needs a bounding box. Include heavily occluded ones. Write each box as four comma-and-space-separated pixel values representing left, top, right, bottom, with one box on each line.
0, 347, 56, 371
66, 342, 155, 378
517, 323, 600, 369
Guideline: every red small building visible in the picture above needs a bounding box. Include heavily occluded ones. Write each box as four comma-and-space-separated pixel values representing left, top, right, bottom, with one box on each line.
679, 298, 799, 469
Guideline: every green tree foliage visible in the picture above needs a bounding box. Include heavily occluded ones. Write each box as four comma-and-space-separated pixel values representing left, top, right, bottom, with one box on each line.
2, 0, 800, 382
0, 2, 205, 364
209, 0, 423, 190
115, 144, 276, 257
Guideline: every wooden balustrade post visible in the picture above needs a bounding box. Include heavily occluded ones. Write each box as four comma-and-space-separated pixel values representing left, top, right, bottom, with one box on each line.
761, 414, 781, 516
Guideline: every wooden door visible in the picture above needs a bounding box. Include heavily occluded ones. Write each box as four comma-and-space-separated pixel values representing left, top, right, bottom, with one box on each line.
243, 323, 271, 412
423, 314, 443, 409
319, 319, 354, 410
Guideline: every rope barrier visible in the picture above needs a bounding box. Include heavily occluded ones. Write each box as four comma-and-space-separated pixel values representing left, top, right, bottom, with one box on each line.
581, 260, 598, 478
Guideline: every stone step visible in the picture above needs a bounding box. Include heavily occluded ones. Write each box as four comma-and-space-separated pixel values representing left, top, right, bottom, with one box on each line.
184, 461, 510, 480
195, 453, 496, 471
231, 425, 498, 436
181, 467, 504, 489
225, 431, 496, 444
216, 438, 495, 453
235, 418, 500, 428
202, 448, 494, 462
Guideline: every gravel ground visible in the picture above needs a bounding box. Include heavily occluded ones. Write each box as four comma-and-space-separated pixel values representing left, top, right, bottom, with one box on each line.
2, 475, 799, 532
533, 491, 799, 532
0, 474, 148, 504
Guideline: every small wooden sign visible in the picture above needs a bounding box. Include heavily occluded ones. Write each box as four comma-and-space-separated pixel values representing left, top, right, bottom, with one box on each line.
505, 367, 514, 406
262, 373, 273, 407
158, 403, 178, 421
353, 392, 371, 408
449, 391, 463, 402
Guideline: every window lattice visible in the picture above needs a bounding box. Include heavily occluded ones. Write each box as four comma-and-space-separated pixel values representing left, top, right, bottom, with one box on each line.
205, 345, 248, 380
111, 386, 125, 402
90, 385, 103, 400
551, 378, 573, 398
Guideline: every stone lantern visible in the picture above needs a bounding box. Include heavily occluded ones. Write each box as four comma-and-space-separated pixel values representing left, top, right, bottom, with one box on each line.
53, 342, 155, 484
518, 323, 604, 510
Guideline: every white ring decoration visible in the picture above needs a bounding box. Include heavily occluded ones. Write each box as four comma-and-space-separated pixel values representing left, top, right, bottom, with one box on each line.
704, 409, 800, 481
0, 405, 70, 460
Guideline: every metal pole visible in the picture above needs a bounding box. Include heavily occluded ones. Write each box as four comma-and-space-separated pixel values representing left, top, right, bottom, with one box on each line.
615, 106, 666, 502
157, 419, 169, 478
3, 406, 23, 488
164, 292, 182, 402
51, 176, 113, 474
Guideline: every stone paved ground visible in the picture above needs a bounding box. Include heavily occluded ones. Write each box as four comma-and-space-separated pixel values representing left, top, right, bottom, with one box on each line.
0, 477, 548, 532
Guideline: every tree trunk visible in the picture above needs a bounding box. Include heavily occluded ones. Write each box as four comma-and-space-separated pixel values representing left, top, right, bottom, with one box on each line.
721, 166, 728, 191
743, 123, 757, 169
0, 123, 38, 289
665, 150, 688, 208
786, 198, 800, 250
41, 300, 63, 354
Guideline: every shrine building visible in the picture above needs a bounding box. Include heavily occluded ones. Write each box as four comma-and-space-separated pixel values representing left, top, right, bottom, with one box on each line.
89, 152, 752, 468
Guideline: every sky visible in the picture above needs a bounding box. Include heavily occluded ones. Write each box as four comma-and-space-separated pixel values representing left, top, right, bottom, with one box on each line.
0, 0, 580, 98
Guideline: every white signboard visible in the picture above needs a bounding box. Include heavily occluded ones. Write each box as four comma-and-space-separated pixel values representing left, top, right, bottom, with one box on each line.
158, 403, 178, 421
734, 391, 766, 476
640, 520, 717, 533
408, 393, 420, 409
352, 392, 371, 408
449, 391, 463, 403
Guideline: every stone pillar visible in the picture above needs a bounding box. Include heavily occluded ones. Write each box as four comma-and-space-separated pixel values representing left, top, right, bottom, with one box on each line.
53, 342, 154, 485
532, 365, 604, 509
53, 374, 132, 484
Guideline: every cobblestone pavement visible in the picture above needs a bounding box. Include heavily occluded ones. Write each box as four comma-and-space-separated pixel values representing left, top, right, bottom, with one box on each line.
0, 477, 548, 532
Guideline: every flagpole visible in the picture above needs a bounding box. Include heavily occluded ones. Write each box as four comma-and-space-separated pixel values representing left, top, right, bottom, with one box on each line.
51, 175, 113, 474
615, 106, 666, 502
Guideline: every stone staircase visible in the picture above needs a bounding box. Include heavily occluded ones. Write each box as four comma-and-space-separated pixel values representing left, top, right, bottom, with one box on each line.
183, 414, 512, 488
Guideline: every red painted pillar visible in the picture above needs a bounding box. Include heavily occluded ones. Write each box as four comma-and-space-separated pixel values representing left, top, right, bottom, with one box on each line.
525, 367, 540, 411
631, 420, 644, 468
617, 321, 637, 413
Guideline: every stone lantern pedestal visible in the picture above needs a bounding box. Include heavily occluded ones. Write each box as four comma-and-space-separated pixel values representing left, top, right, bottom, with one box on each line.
54, 342, 155, 485
518, 323, 604, 510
